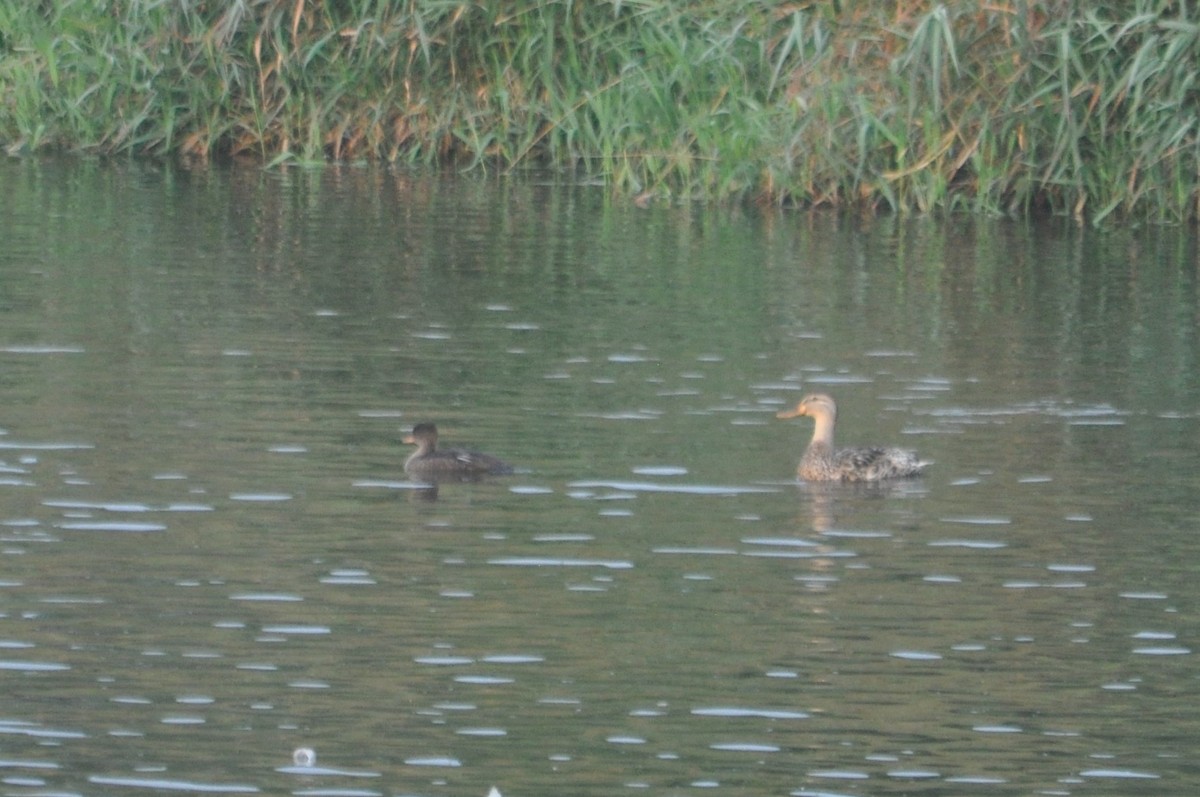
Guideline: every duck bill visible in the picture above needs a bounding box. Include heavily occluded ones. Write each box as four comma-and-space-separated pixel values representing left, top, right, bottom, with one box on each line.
776, 408, 804, 419
402, 434, 416, 444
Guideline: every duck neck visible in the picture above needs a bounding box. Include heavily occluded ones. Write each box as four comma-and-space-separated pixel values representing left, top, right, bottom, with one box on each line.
809, 413, 836, 450
406, 439, 436, 465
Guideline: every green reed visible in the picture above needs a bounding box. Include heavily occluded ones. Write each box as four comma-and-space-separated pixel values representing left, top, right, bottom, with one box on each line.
1, 0, 1197, 223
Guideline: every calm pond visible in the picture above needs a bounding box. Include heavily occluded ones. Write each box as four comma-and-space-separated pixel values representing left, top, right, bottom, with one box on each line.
1, 158, 1198, 797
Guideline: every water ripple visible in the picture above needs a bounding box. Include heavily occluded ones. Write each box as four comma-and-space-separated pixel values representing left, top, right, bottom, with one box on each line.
692, 707, 808, 720
228, 493, 292, 502
1080, 768, 1160, 779
890, 650, 943, 661
0, 721, 85, 738
652, 547, 737, 556
403, 757, 461, 767
56, 521, 167, 532
2, 345, 85, 354
741, 537, 819, 548
488, 557, 633, 570
711, 742, 780, 753
631, 465, 688, 476
482, 654, 544, 664
88, 775, 259, 792
0, 441, 93, 450
887, 769, 940, 779
794, 788, 863, 797
44, 499, 212, 513
807, 770, 869, 780
229, 593, 304, 602
0, 661, 71, 672
939, 516, 1011, 525
261, 625, 331, 635
415, 656, 474, 666
569, 480, 776, 496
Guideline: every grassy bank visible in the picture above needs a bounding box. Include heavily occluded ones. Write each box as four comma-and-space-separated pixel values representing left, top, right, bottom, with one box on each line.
2, 1, 1198, 223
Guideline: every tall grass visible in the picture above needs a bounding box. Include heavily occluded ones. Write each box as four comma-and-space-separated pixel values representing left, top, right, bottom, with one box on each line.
1, 0, 1197, 223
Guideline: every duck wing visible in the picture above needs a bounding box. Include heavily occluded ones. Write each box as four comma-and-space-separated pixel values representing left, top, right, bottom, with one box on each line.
448, 448, 515, 475
833, 446, 928, 481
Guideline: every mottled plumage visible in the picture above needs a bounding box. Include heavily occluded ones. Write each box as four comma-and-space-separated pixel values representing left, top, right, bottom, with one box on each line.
776, 393, 929, 482
403, 422, 514, 478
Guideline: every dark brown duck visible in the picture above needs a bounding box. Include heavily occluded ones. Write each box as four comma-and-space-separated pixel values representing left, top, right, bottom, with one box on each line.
403, 422, 514, 478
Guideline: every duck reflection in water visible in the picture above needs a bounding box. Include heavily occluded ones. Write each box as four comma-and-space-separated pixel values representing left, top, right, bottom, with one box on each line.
795, 477, 930, 536
402, 422, 514, 498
